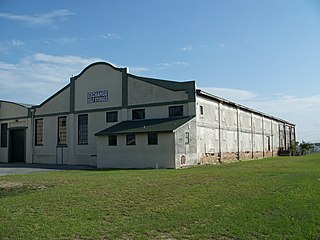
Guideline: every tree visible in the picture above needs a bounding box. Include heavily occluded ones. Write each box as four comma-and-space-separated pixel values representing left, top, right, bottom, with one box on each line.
299, 141, 312, 155
290, 141, 298, 156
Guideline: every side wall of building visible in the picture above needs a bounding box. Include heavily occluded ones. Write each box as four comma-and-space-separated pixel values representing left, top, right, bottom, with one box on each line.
0, 101, 31, 163
174, 117, 198, 168
96, 132, 176, 169
196, 95, 296, 164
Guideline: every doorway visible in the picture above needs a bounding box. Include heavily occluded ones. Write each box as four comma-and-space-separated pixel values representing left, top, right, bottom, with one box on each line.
9, 129, 26, 163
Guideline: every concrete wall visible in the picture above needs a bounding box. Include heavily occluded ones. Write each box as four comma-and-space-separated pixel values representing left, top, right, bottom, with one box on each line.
74, 64, 123, 112
196, 94, 296, 164
0, 101, 31, 163
174, 117, 198, 167
128, 76, 188, 105
97, 132, 176, 169
36, 87, 70, 115
0, 101, 29, 119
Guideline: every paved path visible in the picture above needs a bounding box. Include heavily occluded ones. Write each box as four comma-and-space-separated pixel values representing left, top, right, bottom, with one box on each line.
0, 163, 95, 176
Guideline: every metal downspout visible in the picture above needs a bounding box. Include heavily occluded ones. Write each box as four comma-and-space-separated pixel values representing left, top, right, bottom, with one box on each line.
262, 117, 265, 158
218, 102, 222, 163
271, 120, 274, 157
30, 108, 35, 164
251, 113, 254, 159
236, 108, 240, 160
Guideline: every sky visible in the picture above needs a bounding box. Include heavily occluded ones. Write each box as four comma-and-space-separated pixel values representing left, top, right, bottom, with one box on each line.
0, 0, 319, 143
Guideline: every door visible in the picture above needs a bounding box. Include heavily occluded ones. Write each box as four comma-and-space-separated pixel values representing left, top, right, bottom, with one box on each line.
9, 129, 26, 163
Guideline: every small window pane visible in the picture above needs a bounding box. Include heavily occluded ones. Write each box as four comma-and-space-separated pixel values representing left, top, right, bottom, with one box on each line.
108, 135, 117, 146
200, 106, 204, 115
1, 123, 8, 148
35, 119, 43, 145
132, 109, 145, 120
148, 133, 158, 145
78, 115, 88, 145
185, 132, 190, 144
106, 111, 118, 122
169, 106, 183, 117
58, 117, 67, 145
126, 134, 136, 145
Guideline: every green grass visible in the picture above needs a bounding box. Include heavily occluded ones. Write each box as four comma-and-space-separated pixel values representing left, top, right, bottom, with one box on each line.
1, 153, 320, 239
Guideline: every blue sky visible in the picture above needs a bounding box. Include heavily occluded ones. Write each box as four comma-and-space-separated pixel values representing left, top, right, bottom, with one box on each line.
0, 0, 319, 142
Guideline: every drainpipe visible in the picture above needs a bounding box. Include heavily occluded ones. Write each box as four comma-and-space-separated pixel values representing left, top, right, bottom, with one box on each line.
236, 108, 240, 160
251, 113, 254, 159
271, 120, 273, 157
30, 108, 35, 164
279, 123, 280, 150
283, 123, 287, 150
262, 116, 265, 158
218, 102, 222, 163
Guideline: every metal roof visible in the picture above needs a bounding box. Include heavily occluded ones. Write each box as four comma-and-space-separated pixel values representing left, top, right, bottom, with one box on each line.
95, 116, 194, 136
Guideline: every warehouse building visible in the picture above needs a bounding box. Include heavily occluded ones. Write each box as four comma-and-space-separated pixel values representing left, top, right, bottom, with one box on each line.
0, 62, 296, 168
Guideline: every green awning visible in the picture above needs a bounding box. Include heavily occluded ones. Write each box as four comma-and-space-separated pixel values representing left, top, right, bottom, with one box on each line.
95, 116, 194, 136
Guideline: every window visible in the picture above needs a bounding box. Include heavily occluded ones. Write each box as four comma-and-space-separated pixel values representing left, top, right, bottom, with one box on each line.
106, 111, 118, 122
35, 119, 43, 145
78, 115, 88, 145
108, 135, 117, 146
132, 109, 145, 120
58, 116, 67, 145
1, 123, 8, 148
169, 105, 183, 117
200, 105, 204, 115
126, 134, 136, 145
148, 133, 158, 145
185, 132, 190, 144
267, 136, 271, 151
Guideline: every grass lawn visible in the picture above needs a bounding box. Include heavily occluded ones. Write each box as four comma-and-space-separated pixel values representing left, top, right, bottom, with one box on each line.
0, 153, 320, 239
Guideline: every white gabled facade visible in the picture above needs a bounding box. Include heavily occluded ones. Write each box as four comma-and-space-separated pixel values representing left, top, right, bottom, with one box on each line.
0, 61, 296, 168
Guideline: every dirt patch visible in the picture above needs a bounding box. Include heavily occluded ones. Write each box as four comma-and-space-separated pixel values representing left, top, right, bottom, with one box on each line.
0, 181, 24, 189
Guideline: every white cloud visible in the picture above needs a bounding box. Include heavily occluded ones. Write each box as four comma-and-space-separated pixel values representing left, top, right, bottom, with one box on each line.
201, 87, 257, 101
128, 67, 149, 74
157, 61, 189, 69
0, 62, 16, 70
179, 45, 193, 51
0, 9, 74, 27
178, 44, 207, 52
101, 33, 121, 39
200, 86, 320, 142
0, 53, 104, 104
11, 39, 24, 46
49, 37, 80, 44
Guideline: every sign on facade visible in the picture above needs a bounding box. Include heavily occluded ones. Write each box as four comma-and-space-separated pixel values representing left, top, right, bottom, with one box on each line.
87, 90, 108, 103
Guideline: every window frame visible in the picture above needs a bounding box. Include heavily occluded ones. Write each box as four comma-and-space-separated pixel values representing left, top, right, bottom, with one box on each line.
106, 111, 118, 123
0, 123, 8, 148
126, 134, 136, 145
148, 133, 158, 145
132, 109, 145, 120
57, 116, 67, 146
169, 105, 183, 118
185, 132, 190, 145
35, 118, 44, 146
108, 135, 117, 146
200, 105, 204, 115
78, 114, 88, 145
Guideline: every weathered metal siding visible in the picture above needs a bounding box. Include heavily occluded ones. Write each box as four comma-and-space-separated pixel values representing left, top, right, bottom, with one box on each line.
196, 93, 296, 163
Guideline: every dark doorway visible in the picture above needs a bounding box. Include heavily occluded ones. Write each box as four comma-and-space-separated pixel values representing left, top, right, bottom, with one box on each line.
9, 129, 26, 163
